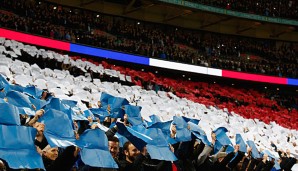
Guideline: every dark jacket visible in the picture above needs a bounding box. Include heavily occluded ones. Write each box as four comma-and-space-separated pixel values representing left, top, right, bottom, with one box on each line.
118, 154, 145, 171
43, 146, 78, 171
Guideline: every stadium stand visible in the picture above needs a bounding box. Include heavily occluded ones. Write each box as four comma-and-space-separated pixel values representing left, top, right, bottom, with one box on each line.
0, 37, 297, 170
186, 0, 298, 19
0, 0, 298, 170
1, 0, 297, 78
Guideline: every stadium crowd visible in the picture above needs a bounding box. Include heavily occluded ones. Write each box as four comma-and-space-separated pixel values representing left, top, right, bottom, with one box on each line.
186, 0, 298, 19
0, 37, 298, 170
1, 0, 298, 78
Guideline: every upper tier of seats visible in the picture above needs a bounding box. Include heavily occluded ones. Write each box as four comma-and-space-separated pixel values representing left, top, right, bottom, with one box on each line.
1, 0, 298, 78
186, 0, 298, 20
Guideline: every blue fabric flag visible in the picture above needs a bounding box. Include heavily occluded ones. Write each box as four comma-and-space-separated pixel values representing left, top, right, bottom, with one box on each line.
0, 81, 4, 90
100, 92, 114, 106
236, 134, 247, 153
45, 98, 68, 112
6, 91, 33, 109
77, 129, 118, 168
115, 133, 129, 147
116, 122, 149, 151
261, 149, 277, 160
192, 132, 211, 146
61, 99, 78, 108
127, 126, 177, 161
181, 116, 191, 123
0, 98, 6, 103
40, 109, 76, 147
214, 127, 232, 146
0, 75, 23, 93
131, 125, 147, 133
148, 121, 177, 144
0, 125, 45, 169
18, 107, 36, 116
146, 144, 177, 161
71, 109, 88, 121
189, 118, 200, 125
45, 98, 72, 121
29, 97, 47, 110
147, 115, 161, 127
172, 116, 192, 142
83, 110, 95, 120
89, 108, 110, 121
225, 145, 235, 153
108, 97, 129, 118
0, 74, 9, 85
246, 140, 261, 159
188, 122, 205, 135
0, 91, 5, 98
5, 84, 24, 93
0, 103, 20, 125
23, 85, 44, 99
213, 140, 224, 154
124, 105, 143, 126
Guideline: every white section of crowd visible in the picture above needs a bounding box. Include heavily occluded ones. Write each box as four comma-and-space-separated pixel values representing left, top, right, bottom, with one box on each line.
0, 37, 297, 161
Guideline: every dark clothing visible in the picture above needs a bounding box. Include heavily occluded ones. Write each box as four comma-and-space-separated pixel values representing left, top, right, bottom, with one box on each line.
79, 158, 119, 171
142, 159, 172, 171
118, 154, 145, 171
248, 158, 259, 171
255, 160, 267, 171
34, 136, 48, 150
80, 165, 118, 171
227, 151, 245, 169
212, 151, 236, 171
240, 156, 251, 171
282, 157, 297, 171
255, 160, 274, 171
105, 126, 118, 139
43, 146, 78, 171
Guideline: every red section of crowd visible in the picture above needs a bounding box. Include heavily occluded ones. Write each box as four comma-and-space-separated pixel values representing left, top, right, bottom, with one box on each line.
70, 57, 298, 130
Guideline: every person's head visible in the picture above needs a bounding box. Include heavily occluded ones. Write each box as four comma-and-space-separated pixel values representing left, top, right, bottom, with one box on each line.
42, 145, 58, 161
33, 122, 45, 133
108, 136, 119, 159
40, 91, 48, 100
286, 149, 291, 156
0, 159, 5, 170
211, 132, 216, 141
123, 141, 140, 163
262, 154, 268, 162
